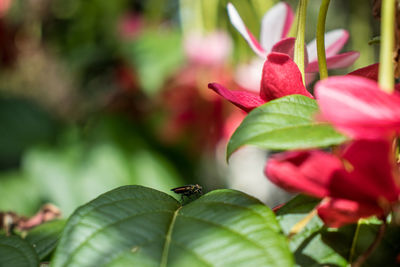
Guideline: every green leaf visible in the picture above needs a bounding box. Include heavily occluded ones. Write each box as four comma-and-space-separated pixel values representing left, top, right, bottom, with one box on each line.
0, 235, 39, 267
25, 220, 66, 260
227, 95, 347, 159
276, 194, 321, 236
52, 185, 293, 267
277, 195, 347, 266
276, 195, 400, 266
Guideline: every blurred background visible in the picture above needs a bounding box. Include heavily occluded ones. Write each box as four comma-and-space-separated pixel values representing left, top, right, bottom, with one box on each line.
0, 0, 379, 217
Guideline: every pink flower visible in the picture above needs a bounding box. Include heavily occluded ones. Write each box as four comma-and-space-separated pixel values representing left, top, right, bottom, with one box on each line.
265, 139, 400, 227
184, 31, 232, 66
315, 75, 400, 139
208, 52, 312, 112
227, 2, 359, 86
227, 2, 294, 58
0, 0, 11, 17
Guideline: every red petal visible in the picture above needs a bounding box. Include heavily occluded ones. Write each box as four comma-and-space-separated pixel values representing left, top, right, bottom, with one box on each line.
260, 53, 313, 101
271, 37, 296, 58
208, 83, 265, 112
271, 38, 309, 69
347, 63, 379, 81
328, 139, 400, 203
265, 150, 342, 198
317, 198, 383, 228
315, 75, 400, 139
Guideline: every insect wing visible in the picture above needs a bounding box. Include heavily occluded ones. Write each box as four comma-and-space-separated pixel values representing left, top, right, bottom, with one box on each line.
171, 185, 192, 194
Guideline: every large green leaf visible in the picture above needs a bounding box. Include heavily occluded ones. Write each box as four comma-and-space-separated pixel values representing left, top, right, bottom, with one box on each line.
276, 195, 400, 266
227, 95, 347, 158
51, 185, 293, 267
0, 235, 39, 267
25, 220, 66, 260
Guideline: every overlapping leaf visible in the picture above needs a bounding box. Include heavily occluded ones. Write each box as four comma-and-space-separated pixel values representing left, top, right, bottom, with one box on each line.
0, 235, 39, 267
227, 95, 347, 158
52, 185, 293, 267
25, 219, 66, 260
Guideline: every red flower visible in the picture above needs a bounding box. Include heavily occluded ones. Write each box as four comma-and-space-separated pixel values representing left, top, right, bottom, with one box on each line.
265, 139, 400, 227
208, 52, 312, 112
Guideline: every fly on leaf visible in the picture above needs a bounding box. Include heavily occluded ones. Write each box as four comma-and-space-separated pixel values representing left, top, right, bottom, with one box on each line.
171, 184, 203, 203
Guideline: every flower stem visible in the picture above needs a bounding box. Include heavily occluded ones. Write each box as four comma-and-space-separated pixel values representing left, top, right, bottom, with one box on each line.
294, 0, 308, 85
288, 209, 317, 238
348, 219, 362, 264
316, 0, 330, 80
288, 3, 299, 38
378, 0, 396, 93
179, 0, 204, 35
202, 0, 219, 32
351, 220, 387, 267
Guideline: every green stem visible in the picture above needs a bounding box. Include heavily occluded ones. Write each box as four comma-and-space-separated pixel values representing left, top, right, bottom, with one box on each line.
179, 0, 204, 35
378, 0, 396, 93
316, 0, 330, 80
294, 0, 308, 85
288, 2, 299, 38
202, 0, 219, 32
351, 220, 387, 267
348, 219, 362, 264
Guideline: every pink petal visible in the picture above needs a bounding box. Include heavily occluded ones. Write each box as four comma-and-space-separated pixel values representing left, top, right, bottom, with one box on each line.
208, 82, 265, 112
307, 29, 349, 63
315, 76, 400, 139
265, 150, 342, 198
260, 2, 294, 53
306, 51, 359, 72
183, 31, 232, 66
227, 3, 266, 58
347, 63, 379, 81
260, 53, 313, 101
317, 198, 383, 228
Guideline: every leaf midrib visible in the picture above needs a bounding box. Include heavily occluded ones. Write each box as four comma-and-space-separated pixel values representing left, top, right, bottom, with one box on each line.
160, 206, 182, 267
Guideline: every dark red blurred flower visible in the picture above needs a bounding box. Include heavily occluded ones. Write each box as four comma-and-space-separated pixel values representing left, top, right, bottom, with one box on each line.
160, 60, 236, 151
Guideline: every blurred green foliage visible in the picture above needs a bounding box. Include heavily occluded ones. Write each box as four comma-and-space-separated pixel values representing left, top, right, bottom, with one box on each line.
122, 29, 184, 96
0, 116, 183, 216
0, 97, 59, 169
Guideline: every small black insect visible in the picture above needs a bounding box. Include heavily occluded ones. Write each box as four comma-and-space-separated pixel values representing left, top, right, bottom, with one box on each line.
171, 184, 203, 202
